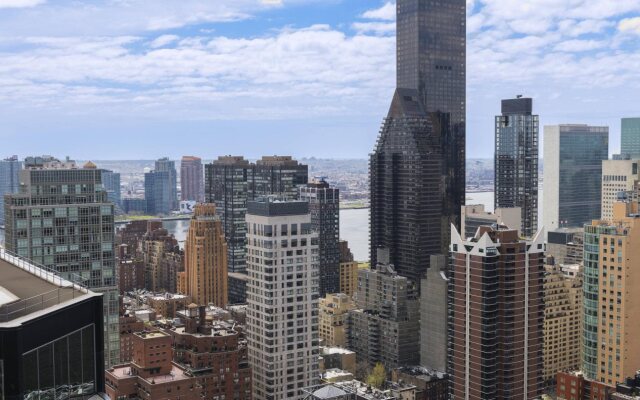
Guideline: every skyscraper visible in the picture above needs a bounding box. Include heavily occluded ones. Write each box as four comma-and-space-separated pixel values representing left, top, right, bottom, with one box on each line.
420, 254, 448, 373
601, 159, 640, 221
180, 155, 204, 202
155, 157, 178, 210
621, 118, 640, 159
0, 155, 21, 225
583, 200, 640, 385
370, 0, 466, 282
101, 169, 121, 208
245, 198, 319, 400
449, 224, 545, 400
205, 155, 308, 274
494, 97, 539, 237
182, 203, 228, 308
3, 156, 120, 367
370, 89, 442, 284
299, 177, 340, 296
145, 170, 172, 215
396, 0, 466, 239
543, 124, 609, 231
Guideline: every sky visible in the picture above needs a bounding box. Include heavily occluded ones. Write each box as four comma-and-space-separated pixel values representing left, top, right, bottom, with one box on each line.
1, 0, 639, 160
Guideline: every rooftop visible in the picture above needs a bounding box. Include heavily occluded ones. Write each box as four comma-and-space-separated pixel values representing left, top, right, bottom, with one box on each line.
0, 248, 91, 325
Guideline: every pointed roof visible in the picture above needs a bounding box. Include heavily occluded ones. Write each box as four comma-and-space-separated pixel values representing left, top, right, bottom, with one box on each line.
387, 88, 428, 118
83, 161, 97, 169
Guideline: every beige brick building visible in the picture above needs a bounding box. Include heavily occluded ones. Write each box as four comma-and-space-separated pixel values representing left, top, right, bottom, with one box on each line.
319, 293, 355, 348
543, 263, 583, 383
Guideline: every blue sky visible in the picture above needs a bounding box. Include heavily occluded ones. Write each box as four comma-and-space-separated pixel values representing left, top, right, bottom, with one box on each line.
1, 0, 639, 160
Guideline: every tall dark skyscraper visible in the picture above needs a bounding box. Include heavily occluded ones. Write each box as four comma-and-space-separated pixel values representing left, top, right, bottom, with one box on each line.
299, 177, 340, 296
145, 170, 172, 215
494, 97, 539, 238
370, 0, 466, 281
155, 157, 178, 211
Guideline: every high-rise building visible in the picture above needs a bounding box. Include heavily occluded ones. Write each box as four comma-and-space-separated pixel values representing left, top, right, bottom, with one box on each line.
300, 177, 340, 296
205, 155, 308, 274
0, 249, 105, 399
319, 293, 355, 348
396, 0, 466, 243
370, 89, 443, 284
338, 240, 358, 297
420, 254, 448, 373
180, 155, 204, 202
601, 159, 640, 221
181, 203, 228, 308
543, 124, 609, 231
461, 204, 522, 238
621, 118, 640, 159
449, 224, 545, 400
543, 263, 583, 385
0, 155, 21, 226
155, 157, 178, 210
370, 0, 466, 284
246, 198, 319, 400
348, 248, 420, 369
101, 169, 121, 208
144, 170, 172, 215
206, 156, 251, 273
495, 97, 539, 237
583, 200, 640, 385
3, 156, 120, 366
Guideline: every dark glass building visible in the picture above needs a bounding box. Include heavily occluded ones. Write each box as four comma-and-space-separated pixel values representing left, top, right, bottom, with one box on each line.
144, 170, 172, 215
0, 155, 21, 226
543, 125, 609, 231
396, 0, 466, 240
154, 157, 178, 211
370, 0, 466, 280
370, 89, 442, 284
494, 97, 539, 237
0, 249, 105, 400
205, 155, 308, 274
299, 178, 340, 296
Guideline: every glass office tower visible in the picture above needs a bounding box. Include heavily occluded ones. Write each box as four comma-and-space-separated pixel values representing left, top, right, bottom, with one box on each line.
0, 155, 21, 225
621, 117, 640, 159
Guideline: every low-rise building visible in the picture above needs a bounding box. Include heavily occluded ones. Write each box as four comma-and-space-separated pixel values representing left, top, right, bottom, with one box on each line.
556, 371, 613, 400
339, 240, 358, 297
148, 293, 190, 318
319, 293, 356, 347
119, 314, 145, 363
391, 367, 449, 400
321, 347, 357, 375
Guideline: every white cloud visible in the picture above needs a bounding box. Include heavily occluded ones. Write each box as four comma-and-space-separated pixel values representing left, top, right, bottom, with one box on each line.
149, 34, 180, 48
362, 2, 395, 21
0, 0, 44, 8
352, 21, 395, 35
619, 17, 640, 34
553, 39, 607, 52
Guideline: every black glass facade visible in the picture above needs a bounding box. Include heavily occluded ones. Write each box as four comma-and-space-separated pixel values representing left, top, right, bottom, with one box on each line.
494, 97, 539, 237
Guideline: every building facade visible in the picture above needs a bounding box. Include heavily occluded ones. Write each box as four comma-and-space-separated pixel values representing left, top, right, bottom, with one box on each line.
494, 97, 539, 238
348, 249, 420, 369
396, 0, 466, 242
0, 155, 21, 226
449, 225, 545, 400
370, 88, 443, 285
338, 241, 358, 298
300, 178, 340, 296
543, 264, 583, 384
181, 203, 228, 307
543, 124, 609, 231
246, 199, 320, 400
205, 155, 309, 274
155, 157, 178, 211
101, 169, 121, 209
0, 249, 105, 399
141, 221, 182, 293
180, 155, 203, 202
3, 156, 120, 367
583, 201, 640, 385
144, 170, 172, 215
621, 118, 640, 159
461, 204, 522, 238
547, 228, 585, 266
601, 159, 640, 221
319, 293, 355, 348
420, 254, 448, 373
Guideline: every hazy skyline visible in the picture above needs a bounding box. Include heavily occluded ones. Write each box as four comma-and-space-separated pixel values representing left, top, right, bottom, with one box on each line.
1, 0, 639, 159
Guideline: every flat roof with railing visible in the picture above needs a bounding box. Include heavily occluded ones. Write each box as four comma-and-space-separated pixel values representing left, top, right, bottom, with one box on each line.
0, 247, 94, 325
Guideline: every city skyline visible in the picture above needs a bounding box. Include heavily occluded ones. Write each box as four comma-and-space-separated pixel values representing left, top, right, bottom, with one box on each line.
1, 1, 640, 159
